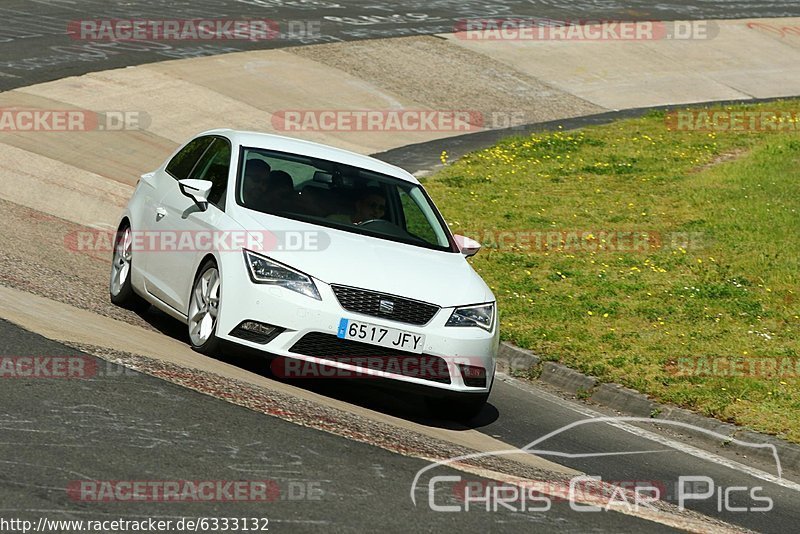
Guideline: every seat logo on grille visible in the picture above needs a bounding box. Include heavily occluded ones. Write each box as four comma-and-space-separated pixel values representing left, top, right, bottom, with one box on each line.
379, 299, 395, 314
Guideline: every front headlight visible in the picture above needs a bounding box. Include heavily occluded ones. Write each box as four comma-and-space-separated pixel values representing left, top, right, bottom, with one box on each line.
445, 302, 495, 331
243, 249, 321, 300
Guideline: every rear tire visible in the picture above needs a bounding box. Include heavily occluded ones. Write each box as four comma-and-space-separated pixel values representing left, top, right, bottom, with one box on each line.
109, 224, 149, 311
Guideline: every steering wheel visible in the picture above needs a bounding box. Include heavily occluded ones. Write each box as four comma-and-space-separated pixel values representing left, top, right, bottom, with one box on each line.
354, 218, 384, 227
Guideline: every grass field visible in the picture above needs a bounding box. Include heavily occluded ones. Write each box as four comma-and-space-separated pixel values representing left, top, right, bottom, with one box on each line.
425, 101, 800, 442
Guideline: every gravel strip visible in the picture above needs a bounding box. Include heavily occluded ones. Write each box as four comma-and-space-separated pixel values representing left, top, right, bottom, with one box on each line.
0, 197, 155, 331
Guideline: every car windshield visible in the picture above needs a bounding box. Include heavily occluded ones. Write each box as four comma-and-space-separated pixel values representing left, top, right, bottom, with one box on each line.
236, 147, 455, 252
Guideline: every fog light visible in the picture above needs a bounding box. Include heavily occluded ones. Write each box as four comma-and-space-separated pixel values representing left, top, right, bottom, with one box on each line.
242, 321, 274, 334
458, 364, 487, 388
230, 321, 282, 344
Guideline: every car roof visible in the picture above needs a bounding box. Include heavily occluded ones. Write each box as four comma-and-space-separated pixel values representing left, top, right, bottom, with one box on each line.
199, 129, 420, 185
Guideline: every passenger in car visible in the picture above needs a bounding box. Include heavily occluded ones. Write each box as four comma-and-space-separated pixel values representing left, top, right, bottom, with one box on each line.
242, 159, 271, 210
264, 170, 299, 212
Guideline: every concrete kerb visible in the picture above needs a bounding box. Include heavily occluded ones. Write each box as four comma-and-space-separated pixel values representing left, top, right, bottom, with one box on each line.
496, 342, 540, 375
496, 341, 800, 471
591, 383, 657, 417
541, 362, 598, 397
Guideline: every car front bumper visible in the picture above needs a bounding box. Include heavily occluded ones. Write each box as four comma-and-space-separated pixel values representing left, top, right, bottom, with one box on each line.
215, 256, 498, 394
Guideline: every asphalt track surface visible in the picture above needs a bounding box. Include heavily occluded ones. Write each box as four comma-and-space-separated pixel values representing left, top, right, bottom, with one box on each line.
2, 1, 800, 532
1, 0, 800, 91
2, 314, 800, 532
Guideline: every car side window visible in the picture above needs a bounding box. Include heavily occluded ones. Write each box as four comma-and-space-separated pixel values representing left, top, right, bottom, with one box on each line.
165, 136, 215, 181
189, 137, 232, 210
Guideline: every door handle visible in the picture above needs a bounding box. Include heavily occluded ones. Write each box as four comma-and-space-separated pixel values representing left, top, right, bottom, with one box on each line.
155, 207, 167, 221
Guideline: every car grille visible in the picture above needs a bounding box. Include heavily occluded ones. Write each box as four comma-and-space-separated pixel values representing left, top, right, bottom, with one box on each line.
289, 332, 451, 384
331, 285, 439, 326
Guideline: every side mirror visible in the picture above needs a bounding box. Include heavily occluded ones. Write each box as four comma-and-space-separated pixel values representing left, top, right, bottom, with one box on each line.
454, 234, 481, 257
178, 179, 213, 211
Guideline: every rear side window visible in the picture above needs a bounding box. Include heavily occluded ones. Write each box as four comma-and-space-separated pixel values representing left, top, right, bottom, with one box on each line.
166, 136, 214, 180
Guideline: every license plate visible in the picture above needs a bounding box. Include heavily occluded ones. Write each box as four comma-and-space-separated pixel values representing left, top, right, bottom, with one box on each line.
337, 318, 425, 353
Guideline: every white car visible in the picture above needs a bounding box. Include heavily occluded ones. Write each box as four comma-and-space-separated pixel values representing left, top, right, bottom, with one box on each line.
110, 129, 498, 419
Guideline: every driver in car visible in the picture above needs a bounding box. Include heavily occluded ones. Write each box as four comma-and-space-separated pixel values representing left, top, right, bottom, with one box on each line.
327, 186, 386, 225
351, 186, 386, 223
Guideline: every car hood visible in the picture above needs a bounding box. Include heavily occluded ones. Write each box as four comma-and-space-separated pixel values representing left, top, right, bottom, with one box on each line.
234, 209, 494, 308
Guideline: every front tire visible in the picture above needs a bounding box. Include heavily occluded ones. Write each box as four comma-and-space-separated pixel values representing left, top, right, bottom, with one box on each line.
109, 224, 148, 311
188, 260, 222, 355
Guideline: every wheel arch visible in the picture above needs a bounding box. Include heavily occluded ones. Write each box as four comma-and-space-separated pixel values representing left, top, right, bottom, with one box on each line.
194, 253, 219, 281
116, 216, 131, 231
